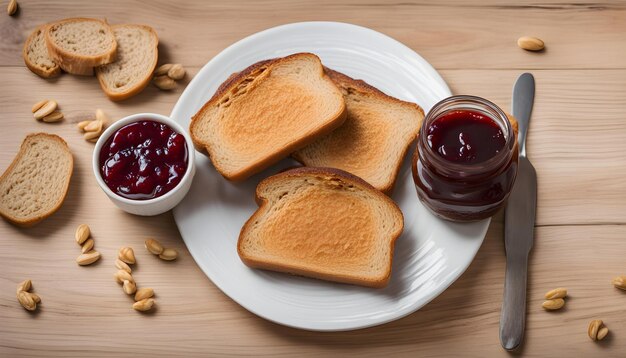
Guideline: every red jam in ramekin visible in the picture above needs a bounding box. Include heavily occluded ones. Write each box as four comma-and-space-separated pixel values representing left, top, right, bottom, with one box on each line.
99, 120, 188, 200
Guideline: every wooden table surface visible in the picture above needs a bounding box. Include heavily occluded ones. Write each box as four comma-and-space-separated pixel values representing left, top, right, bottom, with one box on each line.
2, 1, 626, 356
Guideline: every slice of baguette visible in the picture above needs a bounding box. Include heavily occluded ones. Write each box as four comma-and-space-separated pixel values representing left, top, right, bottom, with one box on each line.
95, 24, 159, 101
238, 167, 404, 288
45, 18, 117, 76
0, 133, 73, 227
190, 53, 347, 181
293, 69, 424, 194
22, 24, 61, 78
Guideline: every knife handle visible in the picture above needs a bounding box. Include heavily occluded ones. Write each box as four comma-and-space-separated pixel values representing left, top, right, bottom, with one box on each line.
499, 253, 529, 351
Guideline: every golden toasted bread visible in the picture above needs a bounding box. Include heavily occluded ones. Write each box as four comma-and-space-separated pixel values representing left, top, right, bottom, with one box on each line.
238, 167, 404, 288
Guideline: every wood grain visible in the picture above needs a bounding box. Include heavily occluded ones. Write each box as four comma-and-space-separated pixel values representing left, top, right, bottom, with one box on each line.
1, 0, 625, 357
1, 1, 626, 69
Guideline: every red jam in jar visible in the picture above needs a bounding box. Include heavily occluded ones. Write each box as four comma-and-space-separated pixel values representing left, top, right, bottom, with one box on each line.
99, 120, 188, 200
412, 96, 518, 222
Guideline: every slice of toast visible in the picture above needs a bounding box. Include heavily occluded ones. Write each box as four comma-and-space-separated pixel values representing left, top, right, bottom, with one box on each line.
293, 69, 424, 194
238, 167, 404, 288
45, 18, 117, 76
190, 53, 347, 181
95, 24, 159, 101
22, 24, 61, 78
0, 133, 73, 227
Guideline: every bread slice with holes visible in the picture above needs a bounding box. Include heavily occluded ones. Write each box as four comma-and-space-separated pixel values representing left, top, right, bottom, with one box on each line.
95, 24, 159, 101
45, 18, 117, 76
293, 69, 425, 194
238, 167, 404, 288
190, 53, 347, 181
0, 133, 73, 227
22, 24, 61, 78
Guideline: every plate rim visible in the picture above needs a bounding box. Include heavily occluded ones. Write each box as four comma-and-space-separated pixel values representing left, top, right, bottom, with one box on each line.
170, 21, 488, 331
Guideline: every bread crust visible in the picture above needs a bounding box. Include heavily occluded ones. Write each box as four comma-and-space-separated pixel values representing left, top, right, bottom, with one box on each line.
95, 24, 159, 101
0, 133, 73, 227
22, 24, 61, 79
292, 68, 424, 195
190, 53, 347, 181
238, 167, 404, 288
45, 18, 118, 76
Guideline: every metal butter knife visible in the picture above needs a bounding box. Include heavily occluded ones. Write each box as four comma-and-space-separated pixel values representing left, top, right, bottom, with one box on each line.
499, 73, 537, 351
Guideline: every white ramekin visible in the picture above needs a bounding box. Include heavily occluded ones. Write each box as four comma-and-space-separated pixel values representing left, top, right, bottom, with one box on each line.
92, 113, 196, 216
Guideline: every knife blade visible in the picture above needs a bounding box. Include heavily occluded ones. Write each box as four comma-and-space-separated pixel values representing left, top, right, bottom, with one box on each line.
499, 73, 537, 351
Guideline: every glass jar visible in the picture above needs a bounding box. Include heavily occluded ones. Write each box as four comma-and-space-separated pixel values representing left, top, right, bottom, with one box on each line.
412, 95, 519, 222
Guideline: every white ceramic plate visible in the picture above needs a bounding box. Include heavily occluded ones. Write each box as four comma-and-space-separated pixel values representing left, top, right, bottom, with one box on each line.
170, 22, 489, 331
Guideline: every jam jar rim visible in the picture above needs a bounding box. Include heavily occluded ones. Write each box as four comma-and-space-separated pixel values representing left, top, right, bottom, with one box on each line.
417, 95, 515, 177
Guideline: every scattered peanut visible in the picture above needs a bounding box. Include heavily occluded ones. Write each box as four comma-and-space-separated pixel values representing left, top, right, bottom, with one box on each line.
133, 298, 155, 312
81, 238, 94, 254
75, 224, 90, 244
16, 279, 39, 311
115, 259, 132, 273
95, 108, 109, 125
145, 238, 164, 255
16, 279, 31, 294
542, 298, 565, 311
7, 0, 17, 16
84, 130, 101, 143
77, 120, 92, 131
588, 319, 608, 341
159, 248, 178, 261
114, 269, 134, 284
42, 111, 64, 123
76, 250, 101, 266
33, 100, 58, 120
17, 290, 36, 311
31, 99, 48, 113
83, 119, 103, 133
29, 292, 41, 303
154, 64, 173, 76
153, 75, 177, 90
118, 247, 136, 264
597, 326, 609, 341
134, 287, 154, 301
167, 64, 185, 80
612, 275, 626, 290
544, 287, 567, 300
517, 36, 545, 51
123, 280, 137, 295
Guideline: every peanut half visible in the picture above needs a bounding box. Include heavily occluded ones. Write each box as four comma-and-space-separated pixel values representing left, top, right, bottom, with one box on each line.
154, 64, 173, 76
167, 64, 186, 80
16, 279, 32, 294
42, 111, 64, 123
33, 100, 58, 120
134, 287, 154, 301
133, 298, 155, 312
118, 247, 136, 264
75, 224, 90, 245
17, 290, 36, 311
145, 238, 164, 255
588, 320, 609, 341
153, 75, 177, 90
77, 250, 101, 266
31, 99, 48, 113
123, 280, 137, 295
612, 275, 626, 290
542, 298, 565, 311
81, 238, 94, 254
544, 287, 567, 300
517, 36, 545, 51
115, 259, 132, 273
114, 269, 134, 284
7, 0, 17, 16
159, 248, 178, 261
